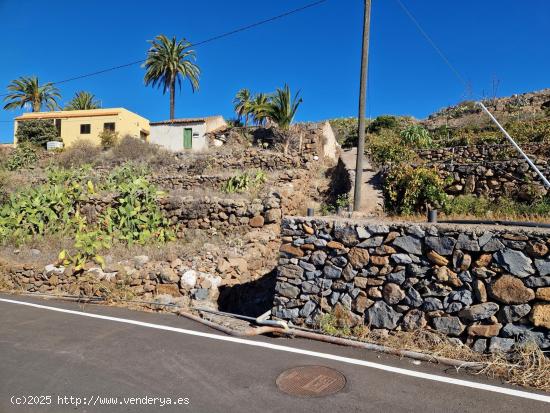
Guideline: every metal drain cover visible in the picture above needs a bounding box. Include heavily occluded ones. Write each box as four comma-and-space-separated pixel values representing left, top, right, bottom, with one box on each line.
276, 366, 346, 397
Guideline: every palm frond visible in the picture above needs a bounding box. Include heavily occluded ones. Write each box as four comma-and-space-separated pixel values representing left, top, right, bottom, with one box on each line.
3, 76, 61, 112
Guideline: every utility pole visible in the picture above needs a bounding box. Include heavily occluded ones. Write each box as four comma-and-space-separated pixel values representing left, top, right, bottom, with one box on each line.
353, 0, 371, 211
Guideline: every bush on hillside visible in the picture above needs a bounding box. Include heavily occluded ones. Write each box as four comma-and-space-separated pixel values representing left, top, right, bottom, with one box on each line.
111, 136, 159, 161
446, 194, 550, 219
383, 165, 448, 215
5, 143, 38, 170
99, 130, 119, 149
368, 115, 399, 134
367, 130, 415, 165
400, 125, 433, 148
57, 140, 102, 169
15, 119, 59, 147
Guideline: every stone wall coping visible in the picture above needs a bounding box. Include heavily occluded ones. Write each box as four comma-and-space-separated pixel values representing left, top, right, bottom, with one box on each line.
284, 215, 550, 236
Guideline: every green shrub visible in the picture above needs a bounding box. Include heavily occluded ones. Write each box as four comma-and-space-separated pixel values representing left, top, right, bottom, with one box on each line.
383, 165, 448, 214
99, 130, 119, 149
368, 115, 399, 133
0, 170, 8, 204
504, 119, 550, 143
400, 125, 433, 149
104, 162, 150, 189
15, 119, 59, 147
102, 177, 175, 245
222, 170, 267, 193
367, 130, 415, 165
6, 143, 38, 170
446, 195, 550, 218
59, 230, 112, 271
0, 177, 86, 243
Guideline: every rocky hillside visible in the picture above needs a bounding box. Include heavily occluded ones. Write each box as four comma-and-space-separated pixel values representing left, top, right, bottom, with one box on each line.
423, 89, 550, 130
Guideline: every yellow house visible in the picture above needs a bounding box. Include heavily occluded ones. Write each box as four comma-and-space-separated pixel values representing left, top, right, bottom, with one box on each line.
14, 108, 150, 147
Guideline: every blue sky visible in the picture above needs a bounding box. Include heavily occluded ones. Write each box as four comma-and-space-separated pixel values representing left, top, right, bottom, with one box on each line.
0, 0, 549, 142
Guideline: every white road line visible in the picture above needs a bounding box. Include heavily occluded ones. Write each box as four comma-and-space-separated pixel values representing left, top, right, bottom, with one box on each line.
1, 297, 549, 404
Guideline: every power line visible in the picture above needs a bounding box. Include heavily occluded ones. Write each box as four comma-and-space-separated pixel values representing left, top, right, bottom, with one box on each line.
394, 0, 469, 89
0, 0, 328, 98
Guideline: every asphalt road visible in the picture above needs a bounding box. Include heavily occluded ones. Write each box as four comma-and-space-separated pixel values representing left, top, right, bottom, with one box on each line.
0, 294, 548, 413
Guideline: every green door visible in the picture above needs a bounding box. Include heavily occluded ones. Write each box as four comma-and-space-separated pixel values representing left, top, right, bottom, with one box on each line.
183, 128, 193, 149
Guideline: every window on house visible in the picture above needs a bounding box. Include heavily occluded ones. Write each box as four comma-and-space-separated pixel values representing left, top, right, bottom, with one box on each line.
104, 122, 115, 132
80, 124, 91, 134
54, 119, 62, 137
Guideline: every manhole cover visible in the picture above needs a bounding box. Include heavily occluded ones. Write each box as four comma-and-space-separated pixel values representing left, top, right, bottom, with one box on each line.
276, 366, 346, 397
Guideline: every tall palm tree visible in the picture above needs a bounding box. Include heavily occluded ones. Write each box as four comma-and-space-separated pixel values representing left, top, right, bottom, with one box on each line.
249, 93, 271, 126
233, 88, 251, 127
65, 91, 101, 110
264, 84, 302, 130
3, 76, 61, 112
143, 34, 200, 120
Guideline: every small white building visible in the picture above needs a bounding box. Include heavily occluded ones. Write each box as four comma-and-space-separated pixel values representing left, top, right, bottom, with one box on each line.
149, 116, 226, 152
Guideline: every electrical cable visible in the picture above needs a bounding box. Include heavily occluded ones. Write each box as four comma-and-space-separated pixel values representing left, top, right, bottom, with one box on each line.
0, 0, 328, 98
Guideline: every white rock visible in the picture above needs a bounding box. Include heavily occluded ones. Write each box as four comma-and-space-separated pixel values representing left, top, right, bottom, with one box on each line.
180, 270, 198, 289
44, 264, 65, 276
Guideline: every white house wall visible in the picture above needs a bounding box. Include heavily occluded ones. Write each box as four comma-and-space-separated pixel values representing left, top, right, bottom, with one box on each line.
149, 122, 208, 152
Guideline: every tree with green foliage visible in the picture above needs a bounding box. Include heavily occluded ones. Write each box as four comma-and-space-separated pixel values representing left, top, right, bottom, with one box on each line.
233, 88, 252, 127
15, 119, 59, 147
249, 93, 271, 126
368, 115, 398, 133
65, 91, 101, 110
143, 34, 200, 120
3, 76, 61, 112
263, 84, 302, 130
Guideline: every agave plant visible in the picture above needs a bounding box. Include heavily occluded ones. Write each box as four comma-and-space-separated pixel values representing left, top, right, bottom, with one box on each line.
65, 91, 101, 110
143, 34, 200, 120
3, 76, 61, 112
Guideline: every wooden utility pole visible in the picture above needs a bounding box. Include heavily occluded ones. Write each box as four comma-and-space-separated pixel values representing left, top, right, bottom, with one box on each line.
353, 0, 371, 211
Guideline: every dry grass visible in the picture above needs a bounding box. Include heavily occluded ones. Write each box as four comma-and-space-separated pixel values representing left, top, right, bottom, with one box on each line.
320, 311, 550, 392
481, 343, 550, 392
0, 234, 73, 266
57, 139, 102, 168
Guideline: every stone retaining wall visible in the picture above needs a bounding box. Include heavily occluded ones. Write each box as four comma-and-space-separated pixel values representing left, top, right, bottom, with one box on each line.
160, 193, 282, 233
175, 148, 307, 172
273, 217, 550, 353
434, 159, 548, 200
415, 143, 549, 164
78, 193, 282, 234
411, 143, 550, 200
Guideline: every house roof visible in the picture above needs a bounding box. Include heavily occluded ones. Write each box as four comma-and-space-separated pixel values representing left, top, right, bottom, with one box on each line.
15, 109, 122, 121
150, 116, 223, 126
15, 108, 128, 121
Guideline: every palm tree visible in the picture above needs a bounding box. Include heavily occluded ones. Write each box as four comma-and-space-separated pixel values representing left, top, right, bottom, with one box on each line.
143, 34, 200, 120
3, 76, 61, 112
264, 84, 302, 130
65, 91, 101, 110
233, 88, 251, 127
249, 93, 271, 126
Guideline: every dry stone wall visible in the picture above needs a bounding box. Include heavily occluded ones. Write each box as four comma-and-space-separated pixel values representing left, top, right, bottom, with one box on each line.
78, 193, 282, 234
174, 148, 307, 172
413, 143, 550, 200
415, 143, 549, 164
273, 217, 550, 353
160, 193, 282, 233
